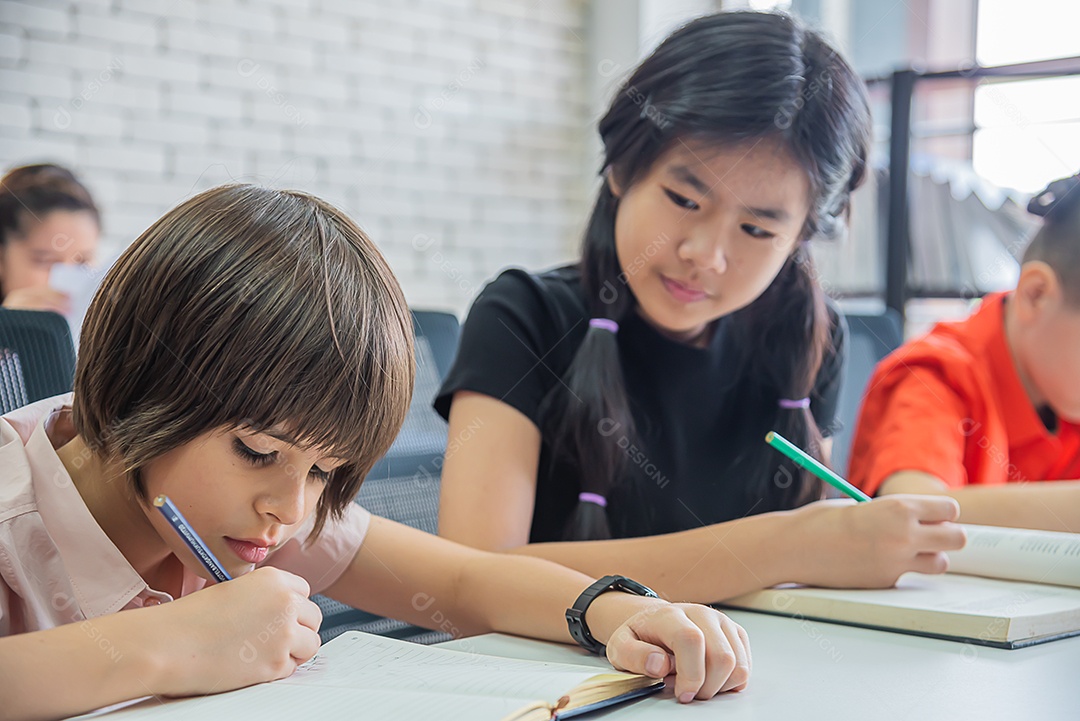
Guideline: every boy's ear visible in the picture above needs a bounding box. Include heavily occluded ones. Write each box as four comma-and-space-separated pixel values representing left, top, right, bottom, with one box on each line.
1014, 261, 1060, 321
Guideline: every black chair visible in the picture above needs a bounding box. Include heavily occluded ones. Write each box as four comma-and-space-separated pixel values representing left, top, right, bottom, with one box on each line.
313, 310, 461, 644
831, 309, 904, 478
0, 309, 76, 414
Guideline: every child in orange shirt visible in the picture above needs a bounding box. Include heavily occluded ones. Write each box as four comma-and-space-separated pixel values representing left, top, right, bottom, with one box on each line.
849, 172, 1080, 533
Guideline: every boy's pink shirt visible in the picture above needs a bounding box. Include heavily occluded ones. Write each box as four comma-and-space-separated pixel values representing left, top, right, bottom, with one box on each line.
0, 394, 371, 636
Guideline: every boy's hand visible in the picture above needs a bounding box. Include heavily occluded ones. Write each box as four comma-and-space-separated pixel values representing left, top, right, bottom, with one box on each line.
141, 567, 322, 697
588, 594, 751, 702
791, 494, 966, 588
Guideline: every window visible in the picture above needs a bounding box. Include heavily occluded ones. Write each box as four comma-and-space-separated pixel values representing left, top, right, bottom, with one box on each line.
973, 0, 1080, 192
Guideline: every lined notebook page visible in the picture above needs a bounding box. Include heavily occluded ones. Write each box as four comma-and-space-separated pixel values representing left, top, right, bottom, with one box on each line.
92, 632, 616, 720
950, 525, 1080, 588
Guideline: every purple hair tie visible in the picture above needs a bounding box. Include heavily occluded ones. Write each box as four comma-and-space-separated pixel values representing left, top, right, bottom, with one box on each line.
579, 492, 607, 507
779, 398, 811, 409
589, 318, 619, 334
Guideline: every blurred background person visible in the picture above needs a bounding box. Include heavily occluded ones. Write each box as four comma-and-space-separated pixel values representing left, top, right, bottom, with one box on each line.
0, 163, 101, 318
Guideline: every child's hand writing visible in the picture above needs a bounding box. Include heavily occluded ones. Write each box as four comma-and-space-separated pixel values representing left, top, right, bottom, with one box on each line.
139, 567, 322, 697
790, 494, 966, 588
586, 594, 751, 703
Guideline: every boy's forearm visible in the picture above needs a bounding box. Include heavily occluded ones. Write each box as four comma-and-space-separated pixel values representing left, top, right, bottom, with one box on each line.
0, 611, 167, 721
880, 471, 1080, 531
946, 482, 1080, 532
880, 471, 1080, 533
453, 551, 664, 646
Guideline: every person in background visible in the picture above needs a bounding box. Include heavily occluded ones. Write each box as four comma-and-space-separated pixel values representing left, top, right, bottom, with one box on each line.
0, 163, 101, 316
435, 11, 965, 604
848, 172, 1080, 533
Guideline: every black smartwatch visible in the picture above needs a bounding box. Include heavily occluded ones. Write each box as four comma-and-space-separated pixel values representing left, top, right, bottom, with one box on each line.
565, 574, 659, 655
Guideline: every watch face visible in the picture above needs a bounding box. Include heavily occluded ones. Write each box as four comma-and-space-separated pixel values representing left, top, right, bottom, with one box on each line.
566, 576, 658, 655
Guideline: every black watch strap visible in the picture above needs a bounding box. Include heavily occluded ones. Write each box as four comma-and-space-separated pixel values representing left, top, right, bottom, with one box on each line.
565, 575, 659, 655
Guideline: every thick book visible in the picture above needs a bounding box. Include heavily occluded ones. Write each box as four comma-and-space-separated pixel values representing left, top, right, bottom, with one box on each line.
79, 631, 664, 720
722, 525, 1080, 649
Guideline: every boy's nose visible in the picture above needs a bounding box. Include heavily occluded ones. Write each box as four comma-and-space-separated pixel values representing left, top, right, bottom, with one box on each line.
260, 475, 306, 526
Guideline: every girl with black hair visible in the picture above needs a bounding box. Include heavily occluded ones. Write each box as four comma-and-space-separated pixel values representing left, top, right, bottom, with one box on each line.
435, 11, 966, 602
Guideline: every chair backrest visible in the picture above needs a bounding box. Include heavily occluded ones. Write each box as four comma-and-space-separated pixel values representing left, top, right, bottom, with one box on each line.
831, 309, 904, 478
314, 310, 461, 644
353, 310, 460, 534
0, 309, 76, 414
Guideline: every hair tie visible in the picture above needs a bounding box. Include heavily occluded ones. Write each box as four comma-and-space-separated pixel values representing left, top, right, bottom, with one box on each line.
589, 318, 619, 334
779, 398, 810, 409
579, 492, 607, 508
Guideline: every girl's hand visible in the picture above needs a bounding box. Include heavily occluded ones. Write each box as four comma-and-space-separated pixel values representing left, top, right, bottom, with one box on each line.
2, 285, 71, 315
588, 594, 751, 703
141, 567, 322, 697
791, 495, 966, 588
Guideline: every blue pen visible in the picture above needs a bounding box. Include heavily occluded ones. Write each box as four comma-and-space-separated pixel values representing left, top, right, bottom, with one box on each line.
153, 494, 233, 583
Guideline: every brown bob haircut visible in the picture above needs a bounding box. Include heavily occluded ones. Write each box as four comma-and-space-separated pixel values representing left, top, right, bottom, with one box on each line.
72, 183, 414, 538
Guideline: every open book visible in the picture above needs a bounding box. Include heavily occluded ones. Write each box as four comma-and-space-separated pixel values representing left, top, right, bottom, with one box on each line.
83, 631, 663, 720
722, 525, 1080, 649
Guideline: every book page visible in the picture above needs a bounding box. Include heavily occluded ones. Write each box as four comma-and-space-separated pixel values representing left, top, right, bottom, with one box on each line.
949, 525, 1080, 588
748, 573, 1080, 617
724, 573, 1080, 642
89, 632, 626, 720
90, 685, 547, 720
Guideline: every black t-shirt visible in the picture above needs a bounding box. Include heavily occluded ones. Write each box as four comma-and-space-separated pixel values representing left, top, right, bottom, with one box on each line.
435, 265, 847, 543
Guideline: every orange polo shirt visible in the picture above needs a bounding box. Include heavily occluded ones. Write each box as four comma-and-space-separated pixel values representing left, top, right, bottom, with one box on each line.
848, 292, 1080, 495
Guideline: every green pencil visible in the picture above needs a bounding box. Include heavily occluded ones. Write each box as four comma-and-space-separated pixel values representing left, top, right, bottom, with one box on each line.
765, 431, 872, 502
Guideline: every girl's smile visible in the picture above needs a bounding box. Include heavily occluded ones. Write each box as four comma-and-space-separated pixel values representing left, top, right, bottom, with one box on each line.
660, 274, 712, 304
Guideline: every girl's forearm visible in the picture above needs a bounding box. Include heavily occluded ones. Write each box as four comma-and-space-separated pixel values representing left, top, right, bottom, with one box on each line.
506, 512, 801, 604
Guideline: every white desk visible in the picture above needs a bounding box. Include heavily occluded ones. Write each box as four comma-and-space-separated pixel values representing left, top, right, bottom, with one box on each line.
439, 610, 1080, 720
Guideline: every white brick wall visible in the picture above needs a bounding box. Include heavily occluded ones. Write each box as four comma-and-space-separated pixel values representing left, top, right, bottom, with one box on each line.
0, 0, 591, 314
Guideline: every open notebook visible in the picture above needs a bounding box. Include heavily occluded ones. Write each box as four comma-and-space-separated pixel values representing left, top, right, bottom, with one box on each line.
80, 632, 663, 720
723, 525, 1080, 649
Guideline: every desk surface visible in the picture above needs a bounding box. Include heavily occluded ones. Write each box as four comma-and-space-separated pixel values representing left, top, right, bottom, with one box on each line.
439, 610, 1080, 720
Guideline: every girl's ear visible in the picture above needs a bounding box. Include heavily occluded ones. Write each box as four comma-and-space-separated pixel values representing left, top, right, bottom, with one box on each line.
605, 166, 624, 199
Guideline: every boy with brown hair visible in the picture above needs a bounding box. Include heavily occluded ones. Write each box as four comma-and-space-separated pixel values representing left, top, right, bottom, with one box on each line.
849, 172, 1080, 533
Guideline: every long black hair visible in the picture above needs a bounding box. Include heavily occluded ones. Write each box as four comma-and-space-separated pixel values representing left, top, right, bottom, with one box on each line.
540, 11, 871, 541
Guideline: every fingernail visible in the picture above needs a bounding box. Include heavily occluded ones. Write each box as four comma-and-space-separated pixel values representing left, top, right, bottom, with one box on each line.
644, 652, 664, 677
679, 692, 695, 704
